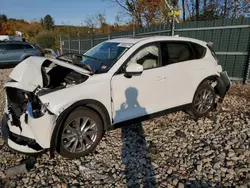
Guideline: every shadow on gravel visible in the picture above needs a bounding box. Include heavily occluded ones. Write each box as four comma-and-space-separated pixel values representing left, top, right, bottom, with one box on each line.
121, 124, 157, 188
114, 87, 157, 187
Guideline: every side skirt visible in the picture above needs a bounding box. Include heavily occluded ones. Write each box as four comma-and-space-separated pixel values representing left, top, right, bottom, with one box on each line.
107, 103, 192, 130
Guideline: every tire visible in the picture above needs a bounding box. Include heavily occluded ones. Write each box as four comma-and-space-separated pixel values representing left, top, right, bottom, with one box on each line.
57, 107, 104, 158
188, 81, 216, 119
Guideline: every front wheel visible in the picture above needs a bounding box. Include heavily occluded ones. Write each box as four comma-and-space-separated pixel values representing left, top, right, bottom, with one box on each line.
188, 82, 216, 118
57, 107, 104, 158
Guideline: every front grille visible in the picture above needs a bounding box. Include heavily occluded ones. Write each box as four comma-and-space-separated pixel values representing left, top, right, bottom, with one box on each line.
5, 87, 27, 128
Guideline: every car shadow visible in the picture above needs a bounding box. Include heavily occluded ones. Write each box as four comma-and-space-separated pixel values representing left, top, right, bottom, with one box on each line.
114, 87, 157, 187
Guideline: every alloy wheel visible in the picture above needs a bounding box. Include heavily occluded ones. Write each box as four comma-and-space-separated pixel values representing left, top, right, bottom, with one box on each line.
61, 117, 98, 153
194, 88, 214, 114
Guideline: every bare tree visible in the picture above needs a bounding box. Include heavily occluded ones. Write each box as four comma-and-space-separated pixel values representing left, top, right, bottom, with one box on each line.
97, 11, 107, 33
196, 0, 200, 20
182, 0, 186, 21
114, 15, 123, 27
84, 15, 98, 37
107, 0, 143, 27
223, 0, 228, 17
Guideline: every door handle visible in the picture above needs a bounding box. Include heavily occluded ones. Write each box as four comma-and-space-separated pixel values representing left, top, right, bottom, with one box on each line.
156, 76, 163, 81
156, 76, 167, 81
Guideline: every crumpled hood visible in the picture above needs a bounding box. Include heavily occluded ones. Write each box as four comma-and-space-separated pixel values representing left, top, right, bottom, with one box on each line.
8, 56, 90, 90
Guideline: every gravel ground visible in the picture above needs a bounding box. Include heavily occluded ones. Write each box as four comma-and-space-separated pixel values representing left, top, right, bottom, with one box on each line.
0, 68, 250, 187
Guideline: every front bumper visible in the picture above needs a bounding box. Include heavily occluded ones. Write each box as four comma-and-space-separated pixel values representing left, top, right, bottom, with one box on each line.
1, 113, 45, 154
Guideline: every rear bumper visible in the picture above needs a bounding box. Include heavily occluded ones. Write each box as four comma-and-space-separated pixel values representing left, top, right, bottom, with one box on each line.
215, 71, 231, 102
1, 113, 45, 154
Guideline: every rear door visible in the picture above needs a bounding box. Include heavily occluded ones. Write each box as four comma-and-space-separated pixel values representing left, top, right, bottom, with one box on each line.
0, 44, 8, 63
159, 41, 200, 108
5, 44, 25, 63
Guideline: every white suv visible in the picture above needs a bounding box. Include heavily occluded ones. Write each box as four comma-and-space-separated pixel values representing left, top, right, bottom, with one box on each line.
1, 36, 231, 158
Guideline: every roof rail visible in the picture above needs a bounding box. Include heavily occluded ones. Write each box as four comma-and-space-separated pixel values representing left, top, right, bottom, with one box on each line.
0, 40, 28, 43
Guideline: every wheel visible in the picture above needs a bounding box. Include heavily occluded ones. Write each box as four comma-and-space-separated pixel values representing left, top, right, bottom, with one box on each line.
188, 81, 216, 118
57, 107, 104, 158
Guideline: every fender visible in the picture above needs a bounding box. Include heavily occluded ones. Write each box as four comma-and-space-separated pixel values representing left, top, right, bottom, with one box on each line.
192, 75, 219, 100
196, 75, 219, 89
49, 99, 111, 158
20, 54, 35, 61
194, 74, 228, 102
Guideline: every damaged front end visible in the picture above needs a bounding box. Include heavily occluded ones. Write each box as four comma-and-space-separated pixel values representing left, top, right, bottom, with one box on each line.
1, 56, 90, 154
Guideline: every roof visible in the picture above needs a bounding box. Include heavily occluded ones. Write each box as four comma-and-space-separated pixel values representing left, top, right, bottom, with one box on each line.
0, 41, 29, 44
106, 37, 144, 44
107, 36, 207, 46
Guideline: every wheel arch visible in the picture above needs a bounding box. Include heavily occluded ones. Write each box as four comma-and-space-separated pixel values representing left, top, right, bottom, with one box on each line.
49, 99, 111, 158
21, 55, 32, 61
197, 74, 218, 88
193, 74, 227, 103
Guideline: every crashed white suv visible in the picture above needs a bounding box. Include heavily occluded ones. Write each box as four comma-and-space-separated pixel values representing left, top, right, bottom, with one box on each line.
1, 36, 231, 158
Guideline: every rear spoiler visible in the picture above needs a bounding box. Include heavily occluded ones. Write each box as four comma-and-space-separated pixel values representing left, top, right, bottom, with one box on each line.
207, 41, 213, 47
206, 41, 218, 61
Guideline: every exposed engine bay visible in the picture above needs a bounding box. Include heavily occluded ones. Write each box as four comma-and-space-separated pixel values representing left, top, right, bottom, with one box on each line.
41, 59, 89, 90
5, 57, 91, 131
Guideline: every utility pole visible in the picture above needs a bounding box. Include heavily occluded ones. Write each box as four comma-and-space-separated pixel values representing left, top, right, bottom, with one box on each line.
108, 25, 110, 40
164, 0, 181, 36
132, 16, 135, 38
59, 35, 62, 55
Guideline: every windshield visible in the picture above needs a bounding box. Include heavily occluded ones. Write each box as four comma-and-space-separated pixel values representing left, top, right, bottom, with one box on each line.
81, 42, 129, 73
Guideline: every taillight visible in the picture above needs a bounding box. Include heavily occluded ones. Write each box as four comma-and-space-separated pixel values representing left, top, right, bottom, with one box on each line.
38, 49, 44, 56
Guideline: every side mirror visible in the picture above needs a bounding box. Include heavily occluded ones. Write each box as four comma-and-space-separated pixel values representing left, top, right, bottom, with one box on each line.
125, 63, 143, 74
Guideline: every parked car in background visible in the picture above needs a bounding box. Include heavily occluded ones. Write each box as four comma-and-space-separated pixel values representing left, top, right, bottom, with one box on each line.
44, 48, 57, 58
1, 36, 231, 159
0, 41, 44, 68
0, 35, 23, 42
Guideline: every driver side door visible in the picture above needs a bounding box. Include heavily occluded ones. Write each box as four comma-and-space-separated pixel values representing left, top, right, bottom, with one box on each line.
111, 42, 169, 124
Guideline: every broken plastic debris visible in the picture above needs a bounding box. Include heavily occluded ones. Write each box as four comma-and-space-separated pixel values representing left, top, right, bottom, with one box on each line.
6, 164, 28, 177
6, 157, 36, 177
79, 165, 96, 174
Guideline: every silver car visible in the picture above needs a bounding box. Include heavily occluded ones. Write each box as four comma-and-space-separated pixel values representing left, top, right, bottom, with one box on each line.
0, 41, 44, 68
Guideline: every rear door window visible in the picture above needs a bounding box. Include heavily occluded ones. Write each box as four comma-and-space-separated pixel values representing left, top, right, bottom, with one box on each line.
23, 44, 34, 49
190, 42, 206, 59
0, 44, 6, 51
6, 44, 25, 50
160, 41, 194, 65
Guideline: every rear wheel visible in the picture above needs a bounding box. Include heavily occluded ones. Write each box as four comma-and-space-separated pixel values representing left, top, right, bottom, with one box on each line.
188, 82, 216, 118
57, 107, 104, 158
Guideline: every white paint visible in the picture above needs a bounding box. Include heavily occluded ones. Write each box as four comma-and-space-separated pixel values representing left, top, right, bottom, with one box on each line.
125, 63, 143, 73
7, 139, 44, 153
216, 65, 223, 73
111, 67, 172, 123
9, 57, 44, 88
9, 56, 91, 88
7, 111, 55, 148
27, 112, 56, 148
4, 36, 230, 154
5, 80, 37, 92
38, 73, 112, 118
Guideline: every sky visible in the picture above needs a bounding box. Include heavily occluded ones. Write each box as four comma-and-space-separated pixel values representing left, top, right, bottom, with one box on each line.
1, 0, 126, 25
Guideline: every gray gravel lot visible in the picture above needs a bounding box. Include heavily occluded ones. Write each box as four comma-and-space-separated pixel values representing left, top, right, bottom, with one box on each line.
0, 68, 250, 187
